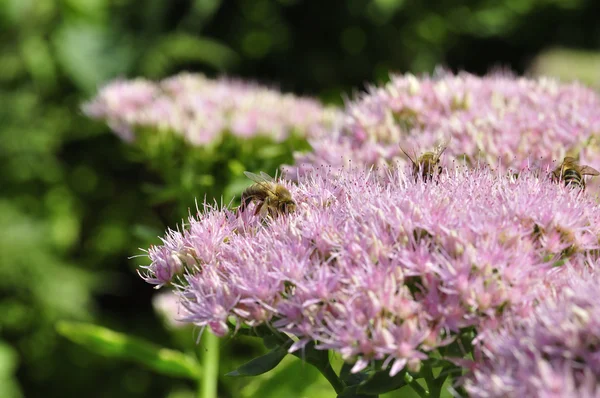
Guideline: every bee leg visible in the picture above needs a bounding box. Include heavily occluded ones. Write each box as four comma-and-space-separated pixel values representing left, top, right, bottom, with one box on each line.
254, 202, 264, 216
239, 195, 251, 211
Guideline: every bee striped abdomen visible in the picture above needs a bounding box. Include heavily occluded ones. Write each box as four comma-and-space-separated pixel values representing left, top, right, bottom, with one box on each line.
240, 185, 265, 209
552, 157, 599, 191
563, 169, 583, 188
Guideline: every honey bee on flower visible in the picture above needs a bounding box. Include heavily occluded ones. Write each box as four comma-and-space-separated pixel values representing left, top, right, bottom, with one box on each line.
400, 138, 450, 182
551, 156, 600, 190
239, 171, 296, 217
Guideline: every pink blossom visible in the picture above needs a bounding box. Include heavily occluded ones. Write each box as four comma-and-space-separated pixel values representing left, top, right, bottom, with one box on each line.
465, 267, 600, 397
288, 71, 600, 183
139, 165, 600, 374
83, 73, 338, 145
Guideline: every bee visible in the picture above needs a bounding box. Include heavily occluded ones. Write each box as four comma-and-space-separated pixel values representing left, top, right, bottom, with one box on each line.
401, 139, 450, 182
551, 157, 600, 190
239, 171, 296, 217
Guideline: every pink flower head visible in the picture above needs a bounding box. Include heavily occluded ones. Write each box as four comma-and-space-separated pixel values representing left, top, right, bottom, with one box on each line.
140, 164, 600, 375
465, 267, 600, 397
82, 78, 160, 141
288, 71, 600, 183
83, 73, 338, 145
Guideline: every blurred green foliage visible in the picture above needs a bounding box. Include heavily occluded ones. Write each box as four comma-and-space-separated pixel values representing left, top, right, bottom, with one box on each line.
529, 47, 600, 88
204, 0, 600, 99
129, 128, 312, 220
1, 0, 599, 396
56, 321, 203, 380
0, 0, 234, 396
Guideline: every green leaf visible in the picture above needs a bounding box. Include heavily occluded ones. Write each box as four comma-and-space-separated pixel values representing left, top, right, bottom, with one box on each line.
226, 342, 291, 377
242, 356, 323, 398
337, 368, 372, 398
357, 368, 407, 395
262, 332, 285, 350
337, 389, 375, 398
20, 35, 58, 88
56, 321, 201, 380
288, 341, 346, 394
256, 144, 286, 159
339, 361, 353, 382
140, 33, 238, 77
52, 21, 134, 93
289, 341, 329, 368
62, 0, 108, 21
0, 340, 23, 398
179, 0, 222, 29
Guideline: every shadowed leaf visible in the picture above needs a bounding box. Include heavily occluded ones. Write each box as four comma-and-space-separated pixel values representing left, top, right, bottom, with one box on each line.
56, 321, 201, 379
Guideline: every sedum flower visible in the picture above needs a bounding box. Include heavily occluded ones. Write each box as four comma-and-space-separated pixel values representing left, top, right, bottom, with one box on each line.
139, 165, 600, 373
139, 208, 237, 288
288, 71, 600, 180
82, 73, 338, 145
465, 267, 600, 398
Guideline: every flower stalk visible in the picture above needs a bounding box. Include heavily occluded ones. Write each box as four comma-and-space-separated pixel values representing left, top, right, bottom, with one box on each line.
199, 332, 219, 398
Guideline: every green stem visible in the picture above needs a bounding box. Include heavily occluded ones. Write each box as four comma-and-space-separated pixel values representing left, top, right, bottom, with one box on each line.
338, 367, 378, 398
318, 360, 346, 394
431, 364, 454, 398
199, 332, 220, 398
288, 343, 345, 395
442, 363, 468, 397
404, 373, 428, 398
423, 366, 442, 398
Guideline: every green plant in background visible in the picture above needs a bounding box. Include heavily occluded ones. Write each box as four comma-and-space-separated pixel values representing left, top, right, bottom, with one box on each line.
203, 0, 596, 96
0, 0, 237, 396
81, 72, 337, 218
57, 72, 338, 398
0, 341, 22, 398
529, 47, 600, 89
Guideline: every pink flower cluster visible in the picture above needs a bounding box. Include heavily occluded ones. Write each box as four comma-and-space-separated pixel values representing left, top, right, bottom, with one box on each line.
83, 73, 337, 145
465, 267, 600, 397
139, 165, 600, 376
288, 71, 600, 179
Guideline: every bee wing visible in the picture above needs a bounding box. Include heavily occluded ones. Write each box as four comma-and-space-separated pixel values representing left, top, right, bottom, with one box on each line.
563, 156, 577, 164
580, 165, 600, 176
243, 171, 278, 194
399, 144, 418, 165
433, 137, 451, 159
259, 171, 276, 182
244, 171, 271, 184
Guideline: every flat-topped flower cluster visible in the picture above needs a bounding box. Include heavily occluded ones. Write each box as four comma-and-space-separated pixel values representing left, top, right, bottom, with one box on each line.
465, 267, 600, 397
83, 72, 337, 145
140, 165, 600, 377
289, 71, 600, 179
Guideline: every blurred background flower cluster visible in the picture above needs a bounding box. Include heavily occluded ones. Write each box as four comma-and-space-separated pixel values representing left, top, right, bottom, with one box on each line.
1, 0, 599, 397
